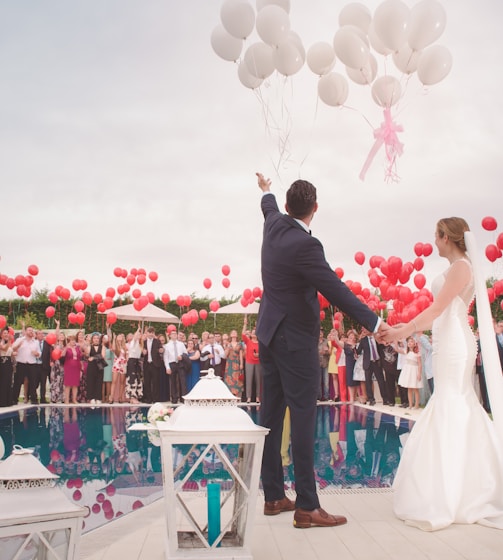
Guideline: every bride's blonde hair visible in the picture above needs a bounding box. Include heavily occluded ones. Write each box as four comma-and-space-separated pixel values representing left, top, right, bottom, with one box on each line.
436, 217, 470, 252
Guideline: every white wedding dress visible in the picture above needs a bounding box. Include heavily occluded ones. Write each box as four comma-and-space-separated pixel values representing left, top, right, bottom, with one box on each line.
393, 255, 503, 531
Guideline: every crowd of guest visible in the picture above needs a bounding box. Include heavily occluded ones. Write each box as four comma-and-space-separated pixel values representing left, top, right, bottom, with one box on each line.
0, 316, 263, 407
1, 317, 502, 409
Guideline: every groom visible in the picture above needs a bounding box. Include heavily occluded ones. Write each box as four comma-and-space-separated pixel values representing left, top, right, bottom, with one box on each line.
255, 172, 390, 528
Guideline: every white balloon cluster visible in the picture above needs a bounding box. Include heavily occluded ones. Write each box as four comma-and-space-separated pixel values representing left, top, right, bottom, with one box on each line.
312, 0, 452, 109
212, 0, 452, 108
211, 0, 306, 90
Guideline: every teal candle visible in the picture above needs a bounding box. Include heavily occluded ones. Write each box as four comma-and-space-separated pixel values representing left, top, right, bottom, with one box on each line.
207, 482, 221, 546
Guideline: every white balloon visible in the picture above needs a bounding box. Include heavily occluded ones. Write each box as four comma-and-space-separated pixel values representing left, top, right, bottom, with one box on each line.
210, 24, 243, 62
273, 40, 304, 76
393, 44, 422, 74
373, 0, 410, 52
417, 44, 452, 85
244, 42, 275, 79
318, 72, 349, 107
307, 41, 335, 76
288, 31, 305, 62
346, 53, 378, 85
368, 21, 393, 56
238, 61, 264, 89
220, 0, 255, 39
408, 0, 446, 51
333, 26, 370, 69
339, 2, 372, 33
256, 4, 290, 46
371, 75, 402, 107
256, 0, 290, 13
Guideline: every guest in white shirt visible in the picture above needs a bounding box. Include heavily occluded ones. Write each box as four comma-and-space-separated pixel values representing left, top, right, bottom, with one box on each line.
12, 326, 40, 404
163, 329, 188, 404
200, 333, 226, 378
125, 326, 143, 404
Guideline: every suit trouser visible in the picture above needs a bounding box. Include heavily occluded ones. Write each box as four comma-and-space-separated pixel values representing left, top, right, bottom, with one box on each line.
39, 366, 50, 402
365, 360, 388, 403
168, 363, 186, 403
259, 327, 320, 511
143, 362, 160, 403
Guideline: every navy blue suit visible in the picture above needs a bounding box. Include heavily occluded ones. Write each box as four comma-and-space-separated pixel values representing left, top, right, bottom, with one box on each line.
257, 193, 379, 509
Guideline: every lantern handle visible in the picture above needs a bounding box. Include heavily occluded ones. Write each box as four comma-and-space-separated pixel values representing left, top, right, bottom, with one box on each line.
12, 444, 35, 455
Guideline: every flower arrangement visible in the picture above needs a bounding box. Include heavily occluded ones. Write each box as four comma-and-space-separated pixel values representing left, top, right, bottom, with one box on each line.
145, 402, 174, 447
147, 402, 174, 425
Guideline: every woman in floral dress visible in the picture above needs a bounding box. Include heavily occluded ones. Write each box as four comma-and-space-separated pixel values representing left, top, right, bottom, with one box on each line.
50, 322, 66, 403
225, 330, 244, 398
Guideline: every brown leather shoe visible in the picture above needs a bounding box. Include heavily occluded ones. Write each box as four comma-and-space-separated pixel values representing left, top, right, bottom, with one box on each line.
293, 508, 347, 528
264, 496, 296, 516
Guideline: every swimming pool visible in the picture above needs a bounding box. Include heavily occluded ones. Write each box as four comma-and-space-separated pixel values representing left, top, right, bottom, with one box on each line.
0, 404, 413, 533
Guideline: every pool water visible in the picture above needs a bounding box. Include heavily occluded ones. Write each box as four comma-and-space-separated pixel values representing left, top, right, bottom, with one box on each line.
0, 404, 413, 533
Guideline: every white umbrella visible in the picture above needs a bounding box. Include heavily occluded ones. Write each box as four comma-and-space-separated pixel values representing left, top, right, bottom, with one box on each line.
215, 300, 260, 314
99, 302, 180, 325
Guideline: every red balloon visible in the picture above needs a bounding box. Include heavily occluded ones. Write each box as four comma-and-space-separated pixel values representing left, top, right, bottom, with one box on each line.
183, 295, 192, 307
132, 288, 142, 299
113, 267, 122, 277
48, 292, 58, 303
137, 274, 146, 285
45, 306, 56, 318
106, 287, 116, 298
138, 295, 149, 309
126, 274, 136, 286
0, 315, 6, 329
199, 309, 208, 320
222, 278, 230, 288
73, 490, 82, 501
72, 279, 82, 291
15, 274, 26, 286
413, 273, 426, 290
46, 332, 57, 345
497, 233, 503, 251
146, 291, 155, 303
176, 295, 184, 307
68, 312, 77, 324
82, 292, 93, 306
76, 312, 85, 325
51, 347, 62, 360
334, 267, 344, 279
252, 286, 262, 298
97, 302, 106, 313
132, 500, 144, 510
107, 312, 117, 325
320, 310, 325, 321
28, 264, 39, 276
148, 271, 158, 282
221, 264, 231, 276
243, 288, 252, 300
209, 300, 220, 312
413, 242, 423, 257
422, 243, 433, 257
161, 293, 170, 304
203, 278, 212, 289
80, 279, 88, 290
354, 251, 365, 266
482, 216, 498, 231
93, 293, 103, 304
485, 244, 500, 263
74, 300, 84, 313
60, 288, 71, 300
413, 257, 424, 271
5, 278, 15, 290
105, 484, 116, 496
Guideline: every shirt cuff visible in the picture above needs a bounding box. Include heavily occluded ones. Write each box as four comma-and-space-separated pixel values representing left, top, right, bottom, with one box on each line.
373, 317, 382, 333
262, 191, 273, 197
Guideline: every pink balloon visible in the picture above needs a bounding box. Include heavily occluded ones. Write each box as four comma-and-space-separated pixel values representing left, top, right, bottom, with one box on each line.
74, 300, 84, 313
221, 264, 231, 276
148, 271, 158, 282
222, 278, 230, 288
354, 251, 365, 265
203, 278, 212, 289
107, 312, 117, 325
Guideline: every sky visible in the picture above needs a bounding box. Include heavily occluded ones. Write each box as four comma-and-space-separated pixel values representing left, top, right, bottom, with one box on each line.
1, 0, 502, 307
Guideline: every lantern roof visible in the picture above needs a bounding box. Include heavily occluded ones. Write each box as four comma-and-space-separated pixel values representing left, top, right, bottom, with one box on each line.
0, 446, 59, 490
159, 369, 268, 434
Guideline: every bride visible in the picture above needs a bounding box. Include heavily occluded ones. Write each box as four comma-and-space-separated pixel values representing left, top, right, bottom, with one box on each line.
385, 217, 503, 531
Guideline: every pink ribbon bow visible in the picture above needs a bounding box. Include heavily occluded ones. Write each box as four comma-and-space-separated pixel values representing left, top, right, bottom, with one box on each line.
359, 108, 404, 182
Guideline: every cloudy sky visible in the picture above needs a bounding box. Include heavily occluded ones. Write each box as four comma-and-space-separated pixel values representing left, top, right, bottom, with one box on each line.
1, 0, 502, 306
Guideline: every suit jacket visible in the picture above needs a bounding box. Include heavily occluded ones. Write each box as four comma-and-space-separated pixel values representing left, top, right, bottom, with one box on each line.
143, 337, 163, 368
41, 340, 52, 371
357, 335, 382, 370
256, 193, 378, 350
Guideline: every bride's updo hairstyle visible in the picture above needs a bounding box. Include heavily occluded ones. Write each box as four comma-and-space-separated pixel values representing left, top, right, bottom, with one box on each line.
436, 217, 470, 252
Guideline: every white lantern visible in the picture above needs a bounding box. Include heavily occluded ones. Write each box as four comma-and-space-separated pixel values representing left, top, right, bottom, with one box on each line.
0, 445, 87, 560
155, 369, 268, 560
